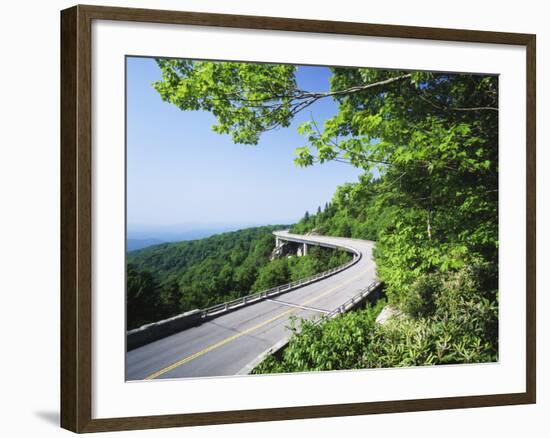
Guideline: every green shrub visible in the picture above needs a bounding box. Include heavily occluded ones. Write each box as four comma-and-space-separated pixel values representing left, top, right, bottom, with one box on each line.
254, 300, 386, 374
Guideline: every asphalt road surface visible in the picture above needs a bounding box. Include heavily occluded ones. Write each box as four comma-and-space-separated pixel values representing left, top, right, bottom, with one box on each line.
126, 231, 376, 380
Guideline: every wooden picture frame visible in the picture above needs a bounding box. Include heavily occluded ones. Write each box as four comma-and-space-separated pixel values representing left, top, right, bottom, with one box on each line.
60, 4, 536, 433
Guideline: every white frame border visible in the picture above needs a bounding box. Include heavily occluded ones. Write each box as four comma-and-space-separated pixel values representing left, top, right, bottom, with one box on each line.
91, 19, 527, 419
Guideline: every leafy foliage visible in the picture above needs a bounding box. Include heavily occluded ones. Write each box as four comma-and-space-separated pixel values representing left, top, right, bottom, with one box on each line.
291, 174, 395, 241
126, 264, 173, 330
252, 246, 351, 291
153, 59, 297, 145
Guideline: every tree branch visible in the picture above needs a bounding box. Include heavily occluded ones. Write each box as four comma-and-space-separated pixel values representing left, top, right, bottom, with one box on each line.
209, 73, 413, 106
418, 93, 498, 112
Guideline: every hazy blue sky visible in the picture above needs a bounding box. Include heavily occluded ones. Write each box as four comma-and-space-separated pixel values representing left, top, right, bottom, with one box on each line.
126, 57, 362, 234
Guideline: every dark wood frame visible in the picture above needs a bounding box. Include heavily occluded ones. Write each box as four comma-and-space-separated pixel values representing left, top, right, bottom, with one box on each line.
61, 4, 536, 433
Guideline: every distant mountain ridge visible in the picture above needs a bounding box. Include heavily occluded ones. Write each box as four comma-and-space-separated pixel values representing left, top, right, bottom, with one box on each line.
127, 238, 165, 252
126, 224, 280, 251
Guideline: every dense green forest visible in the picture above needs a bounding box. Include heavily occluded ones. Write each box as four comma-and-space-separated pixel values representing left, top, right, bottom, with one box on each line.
153, 60, 499, 369
127, 226, 352, 329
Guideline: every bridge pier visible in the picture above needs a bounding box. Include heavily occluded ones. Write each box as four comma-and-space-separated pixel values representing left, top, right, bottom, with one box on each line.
297, 242, 308, 256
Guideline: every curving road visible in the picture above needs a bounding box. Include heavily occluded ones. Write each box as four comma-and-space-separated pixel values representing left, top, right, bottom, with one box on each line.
126, 231, 376, 380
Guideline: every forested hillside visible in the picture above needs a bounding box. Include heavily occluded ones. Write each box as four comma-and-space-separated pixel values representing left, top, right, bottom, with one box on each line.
127, 226, 352, 329
154, 61, 499, 369
290, 174, 394, 241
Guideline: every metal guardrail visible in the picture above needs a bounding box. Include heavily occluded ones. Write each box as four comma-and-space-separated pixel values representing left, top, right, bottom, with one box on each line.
316, 280, 381, 324
201, 246, 361, 318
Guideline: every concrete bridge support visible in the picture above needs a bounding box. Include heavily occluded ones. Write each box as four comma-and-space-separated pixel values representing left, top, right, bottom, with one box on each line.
274, 235, 317, 258
297, 242, 308, 256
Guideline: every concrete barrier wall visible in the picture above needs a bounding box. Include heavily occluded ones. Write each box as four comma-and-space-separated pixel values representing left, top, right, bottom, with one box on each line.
127, 309, 202, 351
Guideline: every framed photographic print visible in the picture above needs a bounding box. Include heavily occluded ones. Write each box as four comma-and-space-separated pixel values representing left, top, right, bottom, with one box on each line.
60, 4, 536, 433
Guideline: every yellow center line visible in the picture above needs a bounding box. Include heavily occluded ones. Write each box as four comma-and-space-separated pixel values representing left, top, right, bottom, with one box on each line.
144, 269, 366, 380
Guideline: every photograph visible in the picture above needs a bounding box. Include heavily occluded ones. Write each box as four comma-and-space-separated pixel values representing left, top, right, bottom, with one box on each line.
125, 57, 499, 381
